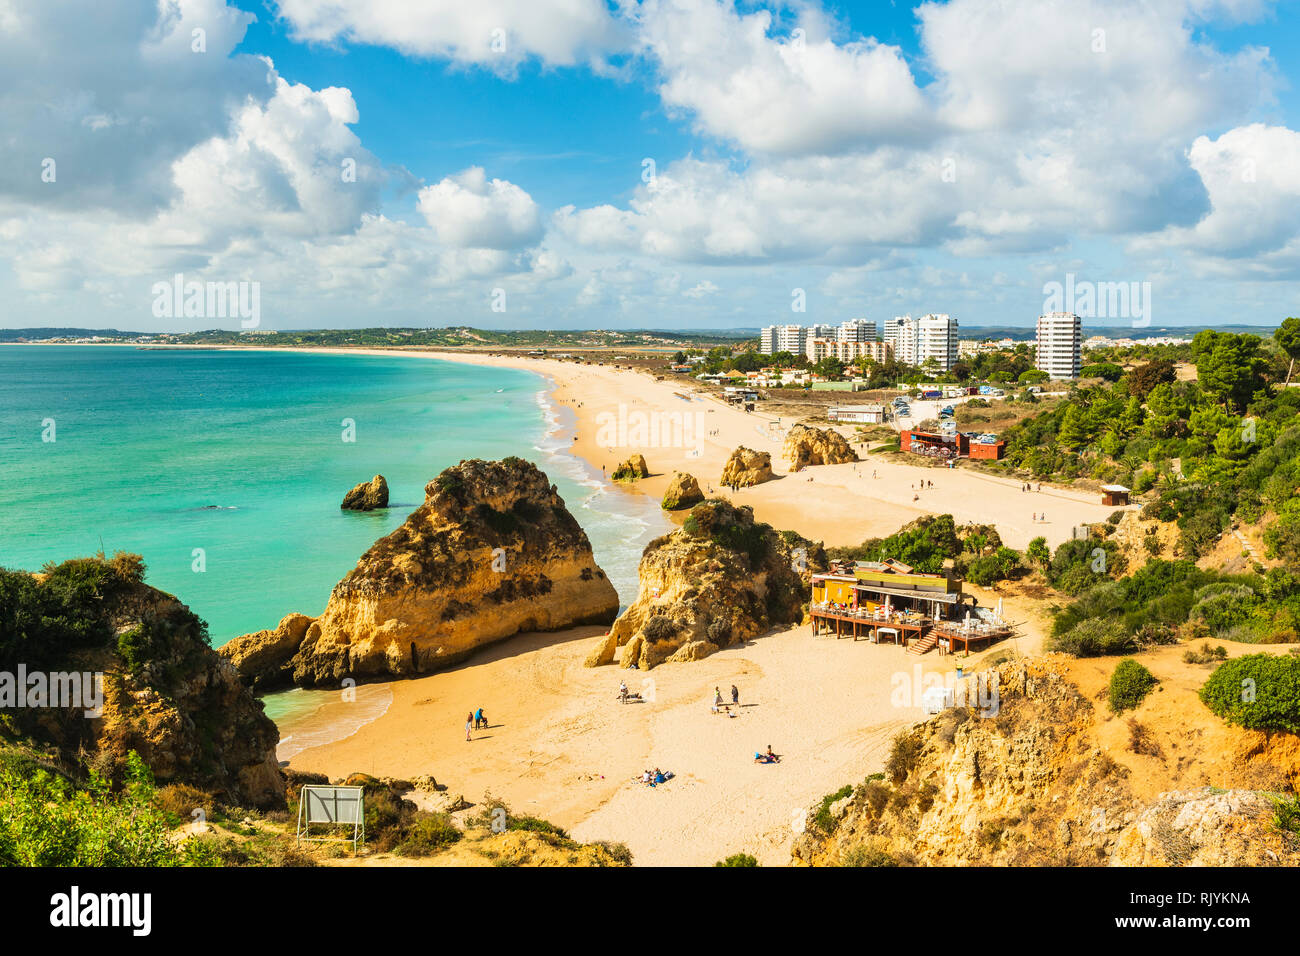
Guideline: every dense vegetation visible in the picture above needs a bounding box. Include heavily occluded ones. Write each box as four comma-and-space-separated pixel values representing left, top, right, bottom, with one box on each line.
1199, 654, 1300, 734
994, 323, 1299, 562
1048, 560, 1299, 656
0, 749, 210, 866
828, 514, 1025, 587
0, 552, 156, 671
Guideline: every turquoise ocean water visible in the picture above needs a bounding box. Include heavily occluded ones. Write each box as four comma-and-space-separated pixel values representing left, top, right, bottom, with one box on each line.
0, 346, 667, 737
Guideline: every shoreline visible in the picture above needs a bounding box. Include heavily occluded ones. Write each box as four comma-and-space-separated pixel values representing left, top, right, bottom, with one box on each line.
236, 344, 1122, 551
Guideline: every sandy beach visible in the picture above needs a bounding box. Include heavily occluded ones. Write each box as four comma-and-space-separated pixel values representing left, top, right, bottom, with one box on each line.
266, 345, 1078, 865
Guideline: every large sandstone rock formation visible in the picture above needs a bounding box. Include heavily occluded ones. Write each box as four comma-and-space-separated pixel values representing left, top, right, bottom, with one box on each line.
219, 613, 313, 692
790, 658, 1300, 867
720, 447, 774, 487
341, 474, 389, 511
611, 454, 649, 481
3, 554, 283, 808
585, 499, 825, 669
782, 424, 859, 469
660, 471, 704, 511
222, 458, 619, 688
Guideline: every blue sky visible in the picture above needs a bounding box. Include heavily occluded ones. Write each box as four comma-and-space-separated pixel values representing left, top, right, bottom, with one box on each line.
1, 0, 1298, 332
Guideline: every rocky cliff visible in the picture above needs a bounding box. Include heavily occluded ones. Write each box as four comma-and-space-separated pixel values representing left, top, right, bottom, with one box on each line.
585, 499, 826, 669
781, 424, 859, 469
611, 454, 649, 481
720, 447, 774, 487
222, 458, 619, 688
661, 471, 704, 511
341, 474, 389, 511
0, 554, 283, 808
791, 658, 1300, 866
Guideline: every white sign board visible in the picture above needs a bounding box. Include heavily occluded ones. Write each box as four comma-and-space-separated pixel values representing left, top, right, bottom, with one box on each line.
304, 785, 363, 824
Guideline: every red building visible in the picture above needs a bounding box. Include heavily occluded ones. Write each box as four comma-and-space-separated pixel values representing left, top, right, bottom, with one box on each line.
901, 430, 1005, 460
969, 438, 1006, 460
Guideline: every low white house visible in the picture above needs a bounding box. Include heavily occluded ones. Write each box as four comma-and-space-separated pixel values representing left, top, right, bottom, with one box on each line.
828, 404, 891, 424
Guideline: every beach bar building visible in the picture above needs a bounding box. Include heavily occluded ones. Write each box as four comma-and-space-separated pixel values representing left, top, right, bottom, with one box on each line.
810, 562, 1012, 654
1100, 484, 1130, 506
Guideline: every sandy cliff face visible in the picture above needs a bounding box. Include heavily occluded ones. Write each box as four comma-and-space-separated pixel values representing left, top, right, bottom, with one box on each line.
585, 499, 825, 669
781, 424, 859, 469
7, 560, 283, 808
223, 458, 619, 688
792, 658, 1300, 866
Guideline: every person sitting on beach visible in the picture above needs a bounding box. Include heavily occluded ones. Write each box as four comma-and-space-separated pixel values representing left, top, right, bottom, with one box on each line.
641, 769, 652, 785
653, 768, 666, 785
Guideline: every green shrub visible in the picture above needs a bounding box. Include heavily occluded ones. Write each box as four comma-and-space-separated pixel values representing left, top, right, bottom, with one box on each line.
1270, 793, 1300, 837
840, 843, 898, 867
1048, 617, 1135, 657
886, 732, 923, 783
714, 853, 759, 867
812, 785, 853, 834
395, 813, 462, 856
1189, 584, 1259, 634
1199, 654, 1300, 734
1108, 658, 1158, 713
1183, 644, 1228, 665
591, 841, 634, 866
0, 750, 198, 866
506, 815, 568, 839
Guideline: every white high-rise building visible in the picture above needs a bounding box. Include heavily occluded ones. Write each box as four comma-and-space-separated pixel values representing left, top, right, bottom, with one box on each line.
883, 316, 912, 363
837, 318, 877, 343
1035, 312, 1082, 379
760, 324, 806, 355
916, 313, 959, 371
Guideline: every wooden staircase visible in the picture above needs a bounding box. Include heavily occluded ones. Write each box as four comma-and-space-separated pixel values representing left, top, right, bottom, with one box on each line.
907, 633, 939, 655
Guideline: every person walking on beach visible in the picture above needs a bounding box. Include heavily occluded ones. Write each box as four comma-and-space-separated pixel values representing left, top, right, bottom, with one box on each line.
715, 687, 723, 708
731, 684, 739, 706
466, 712, 473, 742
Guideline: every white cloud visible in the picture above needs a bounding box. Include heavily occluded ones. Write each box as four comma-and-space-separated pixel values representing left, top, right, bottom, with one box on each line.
556, 0, 1288, 274
272, 0, 626, 72
1134, 123, 1300, 278
417, 167, 544, 250
635, 0, 930, 155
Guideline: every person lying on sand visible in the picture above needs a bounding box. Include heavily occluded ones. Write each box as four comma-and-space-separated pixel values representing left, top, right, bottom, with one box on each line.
649, 768, 673, 787
754, 746, 781, 764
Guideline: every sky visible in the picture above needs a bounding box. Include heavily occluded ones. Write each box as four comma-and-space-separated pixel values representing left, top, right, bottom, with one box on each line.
1, 0, 1298, 332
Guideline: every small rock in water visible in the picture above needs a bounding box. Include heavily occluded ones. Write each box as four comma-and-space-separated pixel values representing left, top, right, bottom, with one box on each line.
341, 474, 389, 511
